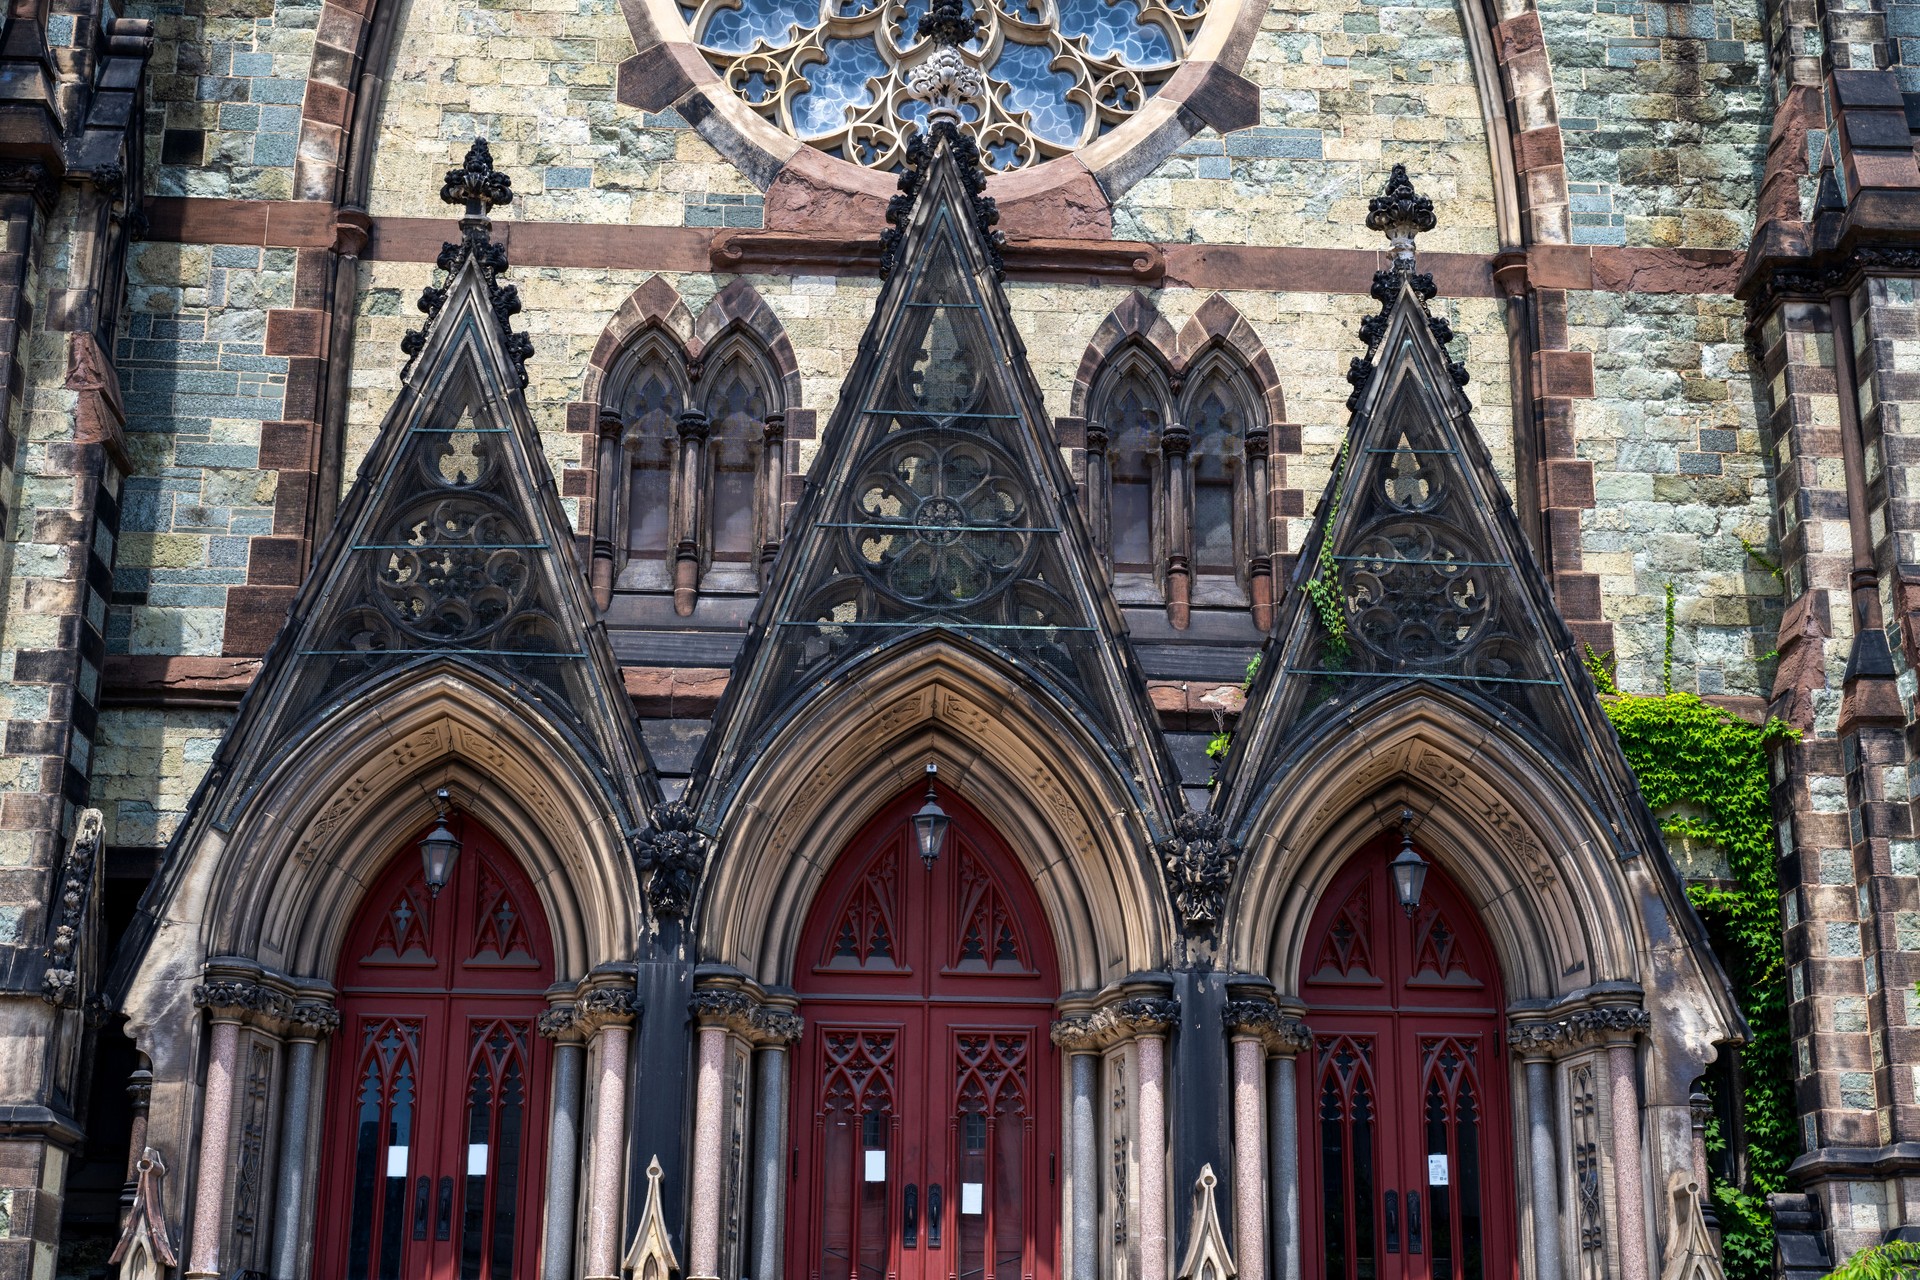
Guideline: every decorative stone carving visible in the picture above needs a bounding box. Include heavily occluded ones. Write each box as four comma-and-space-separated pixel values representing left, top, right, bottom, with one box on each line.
625, 1155, 680, 1280
690, 989, 806, 1045
1349, 165, 1466, 406
284, 1002, 342, 1038
1222, 999, 1311, 1054
401, 139, 533, 387
1506, 1004, 1649, 1054
1658, 1171, 1727, 1280
537, 1005, 580, 1040
191, 979, 278, 1019
111, 1148, 179, 1280
1174, 1164, 1238, 1280
1052, 996, 1181, 1049
879, 120, 1006, 282
1506, 1020, 1567, 1055
1157, 812, 1239, 941
577, 986, 640, 1032
635, 800, 711, 920
42, 809, 103, 1006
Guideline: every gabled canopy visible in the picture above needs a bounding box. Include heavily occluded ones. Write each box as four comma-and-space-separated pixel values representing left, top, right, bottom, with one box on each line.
1215, 240, 1672, 877
691, 125, 1180, 828
139, 173, 659, 875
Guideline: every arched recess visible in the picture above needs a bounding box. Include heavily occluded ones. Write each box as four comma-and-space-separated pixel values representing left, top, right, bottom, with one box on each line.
697, 639, 1172, 992
120, 665, 643, 1048
1227, 685, 1740, 1099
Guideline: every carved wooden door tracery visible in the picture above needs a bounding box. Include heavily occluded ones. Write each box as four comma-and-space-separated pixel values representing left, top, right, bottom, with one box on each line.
316, 821, 555, 1280
792, 785, 1061, 1280
1300, 844, 1516, 1280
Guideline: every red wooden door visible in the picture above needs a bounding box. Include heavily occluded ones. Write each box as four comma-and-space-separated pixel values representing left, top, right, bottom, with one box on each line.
790, 786, 1061, 1280
1299, 844, 1516, 1280
316, 821, 554, 1280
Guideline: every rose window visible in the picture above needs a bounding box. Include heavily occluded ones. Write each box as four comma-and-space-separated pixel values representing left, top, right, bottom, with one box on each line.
848, 432, 1035, 609
682, 0, 1202, 171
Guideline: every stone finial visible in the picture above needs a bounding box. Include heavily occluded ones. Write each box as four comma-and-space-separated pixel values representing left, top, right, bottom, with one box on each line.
1175, 1165, 1238, 1280
1365, 163, 1436, 275
111, 1148, 179, 1279
1658, 1171, 1727, 1280
625, 1156, 680, 1280
441, 139, 515, 216
907, 0, 985, 127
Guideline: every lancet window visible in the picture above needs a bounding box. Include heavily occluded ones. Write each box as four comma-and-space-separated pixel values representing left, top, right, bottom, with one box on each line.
592, 328, 789, 614
1083, 345, 1275, 627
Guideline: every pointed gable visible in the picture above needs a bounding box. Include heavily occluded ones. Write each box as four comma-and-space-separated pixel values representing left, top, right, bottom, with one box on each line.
695, 123, 1178, 811
196, 141, 658, 834
1219, 167, 1650, 838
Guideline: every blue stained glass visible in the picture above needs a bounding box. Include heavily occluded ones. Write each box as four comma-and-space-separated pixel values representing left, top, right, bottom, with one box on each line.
890, 0, 985, 50
897, 96, 982, 130
790, 37, 890, 137
1056, 0, 1172, 64
700, 0, 818, 52
988, 42, 1085, 146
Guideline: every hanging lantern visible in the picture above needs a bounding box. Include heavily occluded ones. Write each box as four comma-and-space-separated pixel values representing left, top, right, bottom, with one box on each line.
420, 788, 462, 898
911, 764, 950, 870
1389, 808, 1429, 918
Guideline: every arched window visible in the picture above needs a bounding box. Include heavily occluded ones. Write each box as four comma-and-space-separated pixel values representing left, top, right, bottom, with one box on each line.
590, 327, 789, 614
1087, 350, 1172, 596
1083, 345, 1275, 628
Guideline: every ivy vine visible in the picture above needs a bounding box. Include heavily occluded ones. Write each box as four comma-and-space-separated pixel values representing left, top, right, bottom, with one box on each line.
1303, 438, 1352, 661
1587, 643, 1799, 1280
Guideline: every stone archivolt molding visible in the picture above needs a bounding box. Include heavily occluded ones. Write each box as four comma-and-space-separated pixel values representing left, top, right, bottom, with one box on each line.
191, 969, 341, 1039
1221, 998, 1310, 1055
690, 988, 806, 1046
1051, 995, 1181, 1051
1505, 1002, 1650, 1056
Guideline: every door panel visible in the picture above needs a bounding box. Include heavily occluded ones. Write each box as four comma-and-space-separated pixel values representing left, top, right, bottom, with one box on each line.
1301, 846, 1515, 1280
792, 786, 1060, 1280
317, 823, 554, 1280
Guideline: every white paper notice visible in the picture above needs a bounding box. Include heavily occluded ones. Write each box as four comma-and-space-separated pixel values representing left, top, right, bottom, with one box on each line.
468, 1144, 489, 1176
386, 1145, 408, 1178
961, 1182, 984, 1215
864, 1150, 886, 1182
1428, 1154, 1449, 1186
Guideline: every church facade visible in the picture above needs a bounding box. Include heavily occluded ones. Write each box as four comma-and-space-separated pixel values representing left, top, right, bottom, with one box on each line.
1, 0, 1917, 1275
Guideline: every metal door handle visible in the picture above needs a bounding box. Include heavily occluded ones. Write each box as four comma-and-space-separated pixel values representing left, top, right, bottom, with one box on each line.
904, 1183, 919, 1248
1407, 1188, 1423, 1254
927, 1183, 943, 1248
412, 1176, 430, 1240
436, 1175, 454, 1241
1385, 1190, 1399, 1253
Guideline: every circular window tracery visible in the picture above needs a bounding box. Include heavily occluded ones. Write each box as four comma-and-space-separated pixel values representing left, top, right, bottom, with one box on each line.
680, 0, 1202, 171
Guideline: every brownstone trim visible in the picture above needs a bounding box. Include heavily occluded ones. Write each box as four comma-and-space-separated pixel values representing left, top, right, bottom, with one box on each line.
1071, 290, 1181, 417
138, 200, 1747, 296
1174, 293, 1286, 422
692, 279, 804, 409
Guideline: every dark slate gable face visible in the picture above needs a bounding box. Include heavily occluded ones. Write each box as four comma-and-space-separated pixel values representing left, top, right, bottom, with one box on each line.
692, 128, 1180, 820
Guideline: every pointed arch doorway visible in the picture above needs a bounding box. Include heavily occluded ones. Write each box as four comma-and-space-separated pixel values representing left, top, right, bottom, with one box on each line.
1299, 841, 1518, 1280
314, 820, 556, 1280
790, 785, 1062, 1280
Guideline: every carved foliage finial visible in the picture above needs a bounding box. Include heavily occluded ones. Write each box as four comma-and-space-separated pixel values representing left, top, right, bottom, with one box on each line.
1156, 811, 1240, 942
441, 138, 515, 214
111, 1148, 179, 1279
1347, 164, 1465, 407
1175, 1164, 1238, 1280
908, 0, 986, 122
401, 137, 534, 387
878, 122, 1005, 283
624, 1155, 680, 1280
634, 800, 710, 920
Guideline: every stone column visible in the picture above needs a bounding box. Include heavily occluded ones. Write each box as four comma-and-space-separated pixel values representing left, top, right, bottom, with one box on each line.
1560, 1007, 1652, 1280
671, 409, 710, 616
1139, 1024, 1171, 1280
270, 1000, 340, 1280
751, 1044, 791, 1280
1509, 1022, 1566, 1280
538, 1004, 587, 1280
759, 412, 786, 578
579, 985, 638, 1280
688, 1022, 728, 1280
187, 981, 258, 1280
591, 408, 624, 609
1245, 424, 1273, 630
1083, 420, 1112, 570
1161, 423, 1193, 628
1049, 1018, 1105, 1280
1225, 996, 1310, 1280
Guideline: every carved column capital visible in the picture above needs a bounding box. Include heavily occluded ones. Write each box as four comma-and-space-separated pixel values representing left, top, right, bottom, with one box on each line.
538, 1004, 585, 1044
1244, 424, 1271, 459
1161, 424, 1192, 458
191, 978, 280, 1024
1566, 1004, 1650, 1046
1051, 995, 1182, 1049
689, 987, 804, 1046
762, 411, 786, 443
1505, 1019, 1567, 1059
1222, 999, 1311, 1055
576, 986, 639, 1033
281, 1000, 342, 1041
676, 409, 711, 442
